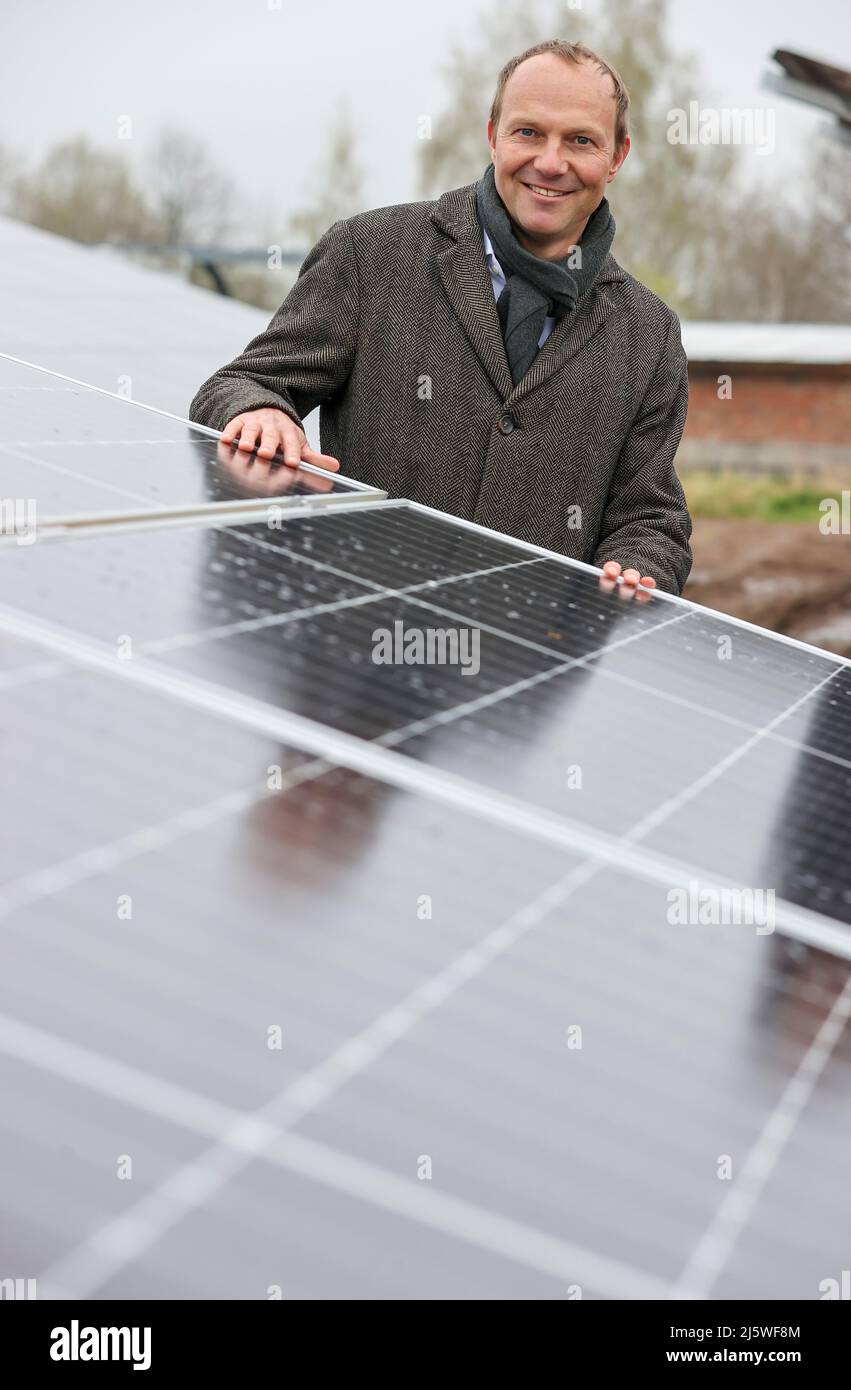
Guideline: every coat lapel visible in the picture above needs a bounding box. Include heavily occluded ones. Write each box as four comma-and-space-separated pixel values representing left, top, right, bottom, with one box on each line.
430, 182, 625, 408
506, 271, 618, 407
433, 198, 514, 401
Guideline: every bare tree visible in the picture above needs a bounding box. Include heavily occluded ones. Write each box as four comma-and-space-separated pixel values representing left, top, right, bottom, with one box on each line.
145, 126, 232, 244
12, 137, 153, 243
592, 0, 740, 312
286, 103, 366, 247
693, 141, 851, 322
809, 140, 851, 321
416, 0, 559, 198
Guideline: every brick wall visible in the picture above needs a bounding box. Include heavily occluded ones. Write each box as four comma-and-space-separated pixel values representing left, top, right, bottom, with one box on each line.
679, 363, 851, 474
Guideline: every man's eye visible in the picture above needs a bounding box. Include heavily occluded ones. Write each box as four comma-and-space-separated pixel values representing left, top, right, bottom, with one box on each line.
516, 127, 536, 137
575, 135, 591, 145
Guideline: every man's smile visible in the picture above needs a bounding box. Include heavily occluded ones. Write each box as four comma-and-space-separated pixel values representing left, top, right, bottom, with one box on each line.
520, 180, 576, 201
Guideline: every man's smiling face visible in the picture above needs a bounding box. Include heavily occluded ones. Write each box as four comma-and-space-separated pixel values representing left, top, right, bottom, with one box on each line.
487, 53, 629, 261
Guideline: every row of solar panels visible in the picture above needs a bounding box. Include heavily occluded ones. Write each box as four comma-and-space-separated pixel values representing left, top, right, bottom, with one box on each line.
1, 226, 850, 1298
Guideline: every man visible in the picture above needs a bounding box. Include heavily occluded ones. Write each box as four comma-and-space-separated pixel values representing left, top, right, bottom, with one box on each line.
190, 39, 692, 596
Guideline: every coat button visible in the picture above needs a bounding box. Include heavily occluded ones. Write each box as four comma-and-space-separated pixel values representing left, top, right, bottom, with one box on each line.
498, 413, 516, 434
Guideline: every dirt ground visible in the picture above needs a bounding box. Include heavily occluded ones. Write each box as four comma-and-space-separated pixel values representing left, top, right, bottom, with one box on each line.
683, 519, 851, 658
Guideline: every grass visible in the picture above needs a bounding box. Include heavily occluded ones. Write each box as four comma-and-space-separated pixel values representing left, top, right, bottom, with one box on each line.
682, 472, 846, 523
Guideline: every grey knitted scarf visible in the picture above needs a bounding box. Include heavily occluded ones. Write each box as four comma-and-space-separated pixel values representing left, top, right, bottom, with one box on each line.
475, 162, 616, 384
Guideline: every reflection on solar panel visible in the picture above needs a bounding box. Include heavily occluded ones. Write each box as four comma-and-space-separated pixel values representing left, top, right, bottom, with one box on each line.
1, 338, 850, 1301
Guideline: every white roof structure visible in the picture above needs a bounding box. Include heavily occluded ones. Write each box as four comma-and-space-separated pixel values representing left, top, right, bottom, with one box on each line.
681, 321, 851, 366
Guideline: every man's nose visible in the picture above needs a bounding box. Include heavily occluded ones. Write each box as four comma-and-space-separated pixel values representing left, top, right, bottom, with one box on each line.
533, 142, 568, 177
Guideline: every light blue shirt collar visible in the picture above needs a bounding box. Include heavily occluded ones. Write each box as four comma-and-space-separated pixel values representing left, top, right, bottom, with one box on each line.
481, 225, 502, 278
480, 223, 554, 344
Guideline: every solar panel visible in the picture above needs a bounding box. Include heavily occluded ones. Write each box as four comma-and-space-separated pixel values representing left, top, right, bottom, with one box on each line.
2, 297, 850, 1301
0, 215, 271, 417
1, 606, 849, 1300
0, 354, 382, 526
2, 503, 848, 945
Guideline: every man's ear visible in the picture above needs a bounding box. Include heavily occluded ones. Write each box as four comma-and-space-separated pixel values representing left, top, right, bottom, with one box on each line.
487, 117, 496, 159
607, 134, 630, 184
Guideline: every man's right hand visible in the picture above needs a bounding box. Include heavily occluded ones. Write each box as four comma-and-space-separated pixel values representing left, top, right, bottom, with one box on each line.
220, 408, 341, 472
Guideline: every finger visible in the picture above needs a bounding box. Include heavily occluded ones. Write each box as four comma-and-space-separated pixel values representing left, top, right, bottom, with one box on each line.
639, 575, 656, 590
302, 446, 341, 473
256, 427, 280, 460
279, 430, 304, 468
220, 416, 244, 445
621, 568, 641, 586
602, 560, 622, 579
236, 424, 259, 454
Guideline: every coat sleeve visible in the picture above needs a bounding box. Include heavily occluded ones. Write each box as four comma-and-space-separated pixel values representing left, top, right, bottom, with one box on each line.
188, 218, 360, 433
592, 313, 693, 595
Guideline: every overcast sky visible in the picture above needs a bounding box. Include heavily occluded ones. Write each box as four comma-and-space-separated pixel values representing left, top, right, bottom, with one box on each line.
2, 0, 848, 233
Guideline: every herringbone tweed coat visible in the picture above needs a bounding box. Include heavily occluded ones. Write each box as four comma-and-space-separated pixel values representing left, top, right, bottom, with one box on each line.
190, 181, 693, 593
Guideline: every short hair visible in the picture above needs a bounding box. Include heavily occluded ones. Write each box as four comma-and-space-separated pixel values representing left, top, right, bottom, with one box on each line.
490, 39, 630, 152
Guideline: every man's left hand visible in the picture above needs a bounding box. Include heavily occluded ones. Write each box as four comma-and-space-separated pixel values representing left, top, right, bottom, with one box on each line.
599, 560, 657, 603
